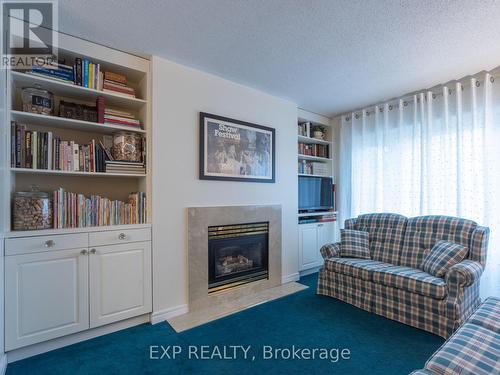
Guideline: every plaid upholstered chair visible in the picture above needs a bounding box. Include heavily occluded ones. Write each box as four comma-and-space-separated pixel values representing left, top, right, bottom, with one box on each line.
317, 213, 490, 338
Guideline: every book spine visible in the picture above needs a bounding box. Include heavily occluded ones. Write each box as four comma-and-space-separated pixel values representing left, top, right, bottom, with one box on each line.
73, 142, 79, 171
83, 59, 89, 88
75, 58, 82, 86
32, 131, 37, 169
14, 123, 21, 168
96, 96, 105, 124
88, 63, 93, 89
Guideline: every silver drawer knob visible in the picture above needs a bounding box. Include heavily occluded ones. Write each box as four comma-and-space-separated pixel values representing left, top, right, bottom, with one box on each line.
118, 233, 126, 240
44, 240, 55, 248
81, 249, 88, 255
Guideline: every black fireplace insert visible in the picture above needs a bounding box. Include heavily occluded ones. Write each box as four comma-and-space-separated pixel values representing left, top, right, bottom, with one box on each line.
208, 222, 269, 292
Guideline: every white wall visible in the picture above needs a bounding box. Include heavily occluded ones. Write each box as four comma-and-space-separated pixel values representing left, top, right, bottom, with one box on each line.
151, 57, 299, 313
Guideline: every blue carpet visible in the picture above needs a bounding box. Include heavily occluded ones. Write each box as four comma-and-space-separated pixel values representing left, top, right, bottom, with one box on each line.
6, 273, 444, 374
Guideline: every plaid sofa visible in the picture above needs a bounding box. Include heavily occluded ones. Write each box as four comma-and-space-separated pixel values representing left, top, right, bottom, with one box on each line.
410, 297, 500, 375
317, 213, 490, 338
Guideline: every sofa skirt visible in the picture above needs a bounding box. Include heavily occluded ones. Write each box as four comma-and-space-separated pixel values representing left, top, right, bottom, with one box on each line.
317, 268, 458, 338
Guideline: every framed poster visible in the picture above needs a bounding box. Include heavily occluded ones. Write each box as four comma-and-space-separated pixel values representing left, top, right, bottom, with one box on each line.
199, 112, 275, 183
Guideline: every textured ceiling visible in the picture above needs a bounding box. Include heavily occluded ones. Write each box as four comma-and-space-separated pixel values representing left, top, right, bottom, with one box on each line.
58, 0, 500, 116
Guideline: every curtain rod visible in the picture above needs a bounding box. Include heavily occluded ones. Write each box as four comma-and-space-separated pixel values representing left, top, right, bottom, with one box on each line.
340, 70, 500, 120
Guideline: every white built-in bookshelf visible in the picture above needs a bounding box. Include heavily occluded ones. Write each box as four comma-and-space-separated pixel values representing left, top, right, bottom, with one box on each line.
1, 32, 152, 235
297, 110, 334, 180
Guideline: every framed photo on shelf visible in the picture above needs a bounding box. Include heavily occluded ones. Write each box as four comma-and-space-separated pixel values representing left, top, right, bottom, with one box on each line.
199, 112, 275, 183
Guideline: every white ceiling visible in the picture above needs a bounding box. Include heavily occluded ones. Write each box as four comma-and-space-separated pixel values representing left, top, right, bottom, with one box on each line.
58, 0, 500, 117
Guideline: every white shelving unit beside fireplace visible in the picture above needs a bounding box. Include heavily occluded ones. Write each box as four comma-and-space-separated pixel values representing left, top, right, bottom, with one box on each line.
297, 109, 337, 274
2, 31, 153, 353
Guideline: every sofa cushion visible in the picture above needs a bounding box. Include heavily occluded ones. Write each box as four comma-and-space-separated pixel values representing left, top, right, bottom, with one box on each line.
324, 258, 393, 281
468, 297, 500, 334
399, 216, 477, 269
420, 240, 468, 278
353, 213, 407, 264
425, 322, 500, 375
372, 265, 447, 299
340, 229, 370, 259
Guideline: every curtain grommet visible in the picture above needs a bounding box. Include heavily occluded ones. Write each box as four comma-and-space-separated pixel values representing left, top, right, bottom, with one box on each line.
389, 105, 393, 110
490, 76, 495, 83
476, 81, 481, 87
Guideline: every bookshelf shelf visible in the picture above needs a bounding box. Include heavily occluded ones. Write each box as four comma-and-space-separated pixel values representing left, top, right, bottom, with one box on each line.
298, 154, 331, 162
297, 135, 331, 145
11, 168, 147, 178
10, 111, 146, 134
11, 71, 147, 109
298, 173, 333, 178
298, 211, 337, 217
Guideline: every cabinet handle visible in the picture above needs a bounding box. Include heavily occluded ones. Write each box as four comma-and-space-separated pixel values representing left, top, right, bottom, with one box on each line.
90, 248, 97, 254
44, 240, 55, 248
80, 249, 88, 255
118, 233, 126, 240
317, 224, 324, 227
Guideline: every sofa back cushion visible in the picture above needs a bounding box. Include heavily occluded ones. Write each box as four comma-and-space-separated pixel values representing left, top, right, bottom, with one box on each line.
399, 216, 477, 269
350, 213, 408, 264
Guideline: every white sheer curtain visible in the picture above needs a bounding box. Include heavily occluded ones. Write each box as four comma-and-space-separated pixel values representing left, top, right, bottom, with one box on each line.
339, 73, 500, 298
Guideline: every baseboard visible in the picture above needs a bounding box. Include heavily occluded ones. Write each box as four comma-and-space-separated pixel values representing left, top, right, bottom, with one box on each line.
282, 272, 300, 284
299, 266, 321, 277
7, 314, 150, 363
0, 353, 7, 375
151, 304, 188, 324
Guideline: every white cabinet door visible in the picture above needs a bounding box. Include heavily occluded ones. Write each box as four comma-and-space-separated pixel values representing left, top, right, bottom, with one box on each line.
299, 224, 320, 271
317, 222, 335, 248
5, 248, 89, 350
89, 241, 152, 328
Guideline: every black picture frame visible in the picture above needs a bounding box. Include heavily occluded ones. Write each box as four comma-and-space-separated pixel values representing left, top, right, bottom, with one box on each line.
199, 112, 276, 183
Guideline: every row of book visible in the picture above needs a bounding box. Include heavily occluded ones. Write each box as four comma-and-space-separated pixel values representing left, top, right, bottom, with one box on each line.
53, 188, 147, 228
74, 58, 101, 89
298, 122, 313, 137
11, 122, 147, 174
298, 161, 329, 176
298, 142, 329, 158
10, 123, 113, 172
25, 59, 137, 99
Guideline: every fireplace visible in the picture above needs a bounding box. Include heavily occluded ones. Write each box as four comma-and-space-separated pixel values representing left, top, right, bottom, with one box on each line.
208, 222, 269, 292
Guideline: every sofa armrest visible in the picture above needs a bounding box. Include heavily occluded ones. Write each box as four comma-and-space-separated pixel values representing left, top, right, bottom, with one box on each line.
445, 259, 484, 288
320, 242, 341, 260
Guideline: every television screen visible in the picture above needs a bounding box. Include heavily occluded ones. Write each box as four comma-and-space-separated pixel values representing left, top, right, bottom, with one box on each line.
298, 176, 333, 211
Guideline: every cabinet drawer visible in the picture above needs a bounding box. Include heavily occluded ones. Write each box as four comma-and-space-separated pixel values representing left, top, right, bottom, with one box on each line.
5, 233, 88, 256
89, 228, 151, 247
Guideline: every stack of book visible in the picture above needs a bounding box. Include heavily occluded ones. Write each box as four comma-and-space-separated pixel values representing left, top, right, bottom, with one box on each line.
11, 122, 110, 172
104, 108, 141, 128
27, 62, 74, 83
53, 188, 147, 228
298, 142, 329, 158
102, 71, 136, 98
105, 161, 145, 174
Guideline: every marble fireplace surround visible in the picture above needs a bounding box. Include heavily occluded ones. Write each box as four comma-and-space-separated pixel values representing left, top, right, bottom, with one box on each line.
187, 204, 282, 311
